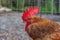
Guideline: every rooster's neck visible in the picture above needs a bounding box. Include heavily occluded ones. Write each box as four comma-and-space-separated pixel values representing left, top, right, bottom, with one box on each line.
25, 20, 32, 31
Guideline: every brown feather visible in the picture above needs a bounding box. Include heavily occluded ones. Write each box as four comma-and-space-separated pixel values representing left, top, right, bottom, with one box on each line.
26, 17, 60, 40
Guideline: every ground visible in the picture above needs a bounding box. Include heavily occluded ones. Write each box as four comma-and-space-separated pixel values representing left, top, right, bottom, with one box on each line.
0, 12, 60, 40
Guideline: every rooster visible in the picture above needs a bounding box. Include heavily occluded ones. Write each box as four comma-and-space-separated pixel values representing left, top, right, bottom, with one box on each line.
22, 6, 60, 40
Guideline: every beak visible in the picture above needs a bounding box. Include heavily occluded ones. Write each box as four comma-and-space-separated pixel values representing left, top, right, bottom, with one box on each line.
30, 16, 36, 18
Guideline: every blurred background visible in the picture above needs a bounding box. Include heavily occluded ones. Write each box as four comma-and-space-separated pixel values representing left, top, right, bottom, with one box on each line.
0, 0, 60, 15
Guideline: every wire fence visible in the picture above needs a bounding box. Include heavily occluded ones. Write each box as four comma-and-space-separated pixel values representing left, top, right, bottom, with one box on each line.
0, 0, 60, 15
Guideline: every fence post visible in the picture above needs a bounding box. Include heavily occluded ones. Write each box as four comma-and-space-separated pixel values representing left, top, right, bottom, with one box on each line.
37, 0, 41, 17
17, 0, 18, 11
51, 0, 53, 16
11, 0, 12, 9
59, 0, 60, 14
0, 0, 1, 7
55, 0, 59, 15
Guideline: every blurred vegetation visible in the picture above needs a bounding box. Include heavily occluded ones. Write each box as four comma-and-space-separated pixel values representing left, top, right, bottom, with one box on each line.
0, 0, 59, 14
40, 0, 57, 14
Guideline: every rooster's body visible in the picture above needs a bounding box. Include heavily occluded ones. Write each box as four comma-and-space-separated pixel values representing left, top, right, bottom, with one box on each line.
22, 6, 60, 40
27, 17, 60, 40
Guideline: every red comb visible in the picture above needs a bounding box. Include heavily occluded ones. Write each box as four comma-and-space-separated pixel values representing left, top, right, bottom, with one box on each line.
28, 6, 33, 16
29, 6, 39, 16
22, 9, 29, 20
33, 7, 39, 14
22, 6, 39, 20
29, 6, 33, 11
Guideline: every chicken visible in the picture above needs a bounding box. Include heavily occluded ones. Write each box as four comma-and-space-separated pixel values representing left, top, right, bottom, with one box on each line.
22, 6, 60, 40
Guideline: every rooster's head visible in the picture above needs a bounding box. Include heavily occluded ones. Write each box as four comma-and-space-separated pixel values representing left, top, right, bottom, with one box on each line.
22, 6, 39, 22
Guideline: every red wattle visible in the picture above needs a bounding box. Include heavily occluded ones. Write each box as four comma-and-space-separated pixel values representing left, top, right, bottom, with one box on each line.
25, 21, 32, 31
